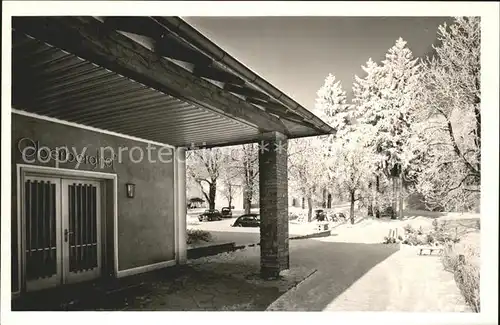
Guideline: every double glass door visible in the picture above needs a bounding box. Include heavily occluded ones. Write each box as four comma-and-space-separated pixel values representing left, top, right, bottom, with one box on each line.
23, 175, 102, 291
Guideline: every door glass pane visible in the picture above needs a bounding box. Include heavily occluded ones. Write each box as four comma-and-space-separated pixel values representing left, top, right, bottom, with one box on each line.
25, 180, 57, 280
69, 183, 99, 273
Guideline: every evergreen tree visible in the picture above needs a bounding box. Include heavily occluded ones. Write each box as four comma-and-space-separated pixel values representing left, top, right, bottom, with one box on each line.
314, 73, 351, 208
354, 39, 422, 218
315, 73, 350, 135
352, 58, 386, 218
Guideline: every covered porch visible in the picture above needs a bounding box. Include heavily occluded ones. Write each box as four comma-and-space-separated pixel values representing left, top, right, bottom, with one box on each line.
11, 16, 332, 294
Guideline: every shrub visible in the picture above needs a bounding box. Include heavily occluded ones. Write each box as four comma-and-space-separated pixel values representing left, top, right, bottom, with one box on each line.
402, 233, 426, 246
439, 220, 448, 232
382, 236, 397, 244
403, 224, 415, 234
456, 262, 480, 312
426, 233, 435, 245
436, 230, 460, 244
431, 219, 440, 231
441, 245, 480, 312
394, 220, 464, 247
187, 229, 212, 244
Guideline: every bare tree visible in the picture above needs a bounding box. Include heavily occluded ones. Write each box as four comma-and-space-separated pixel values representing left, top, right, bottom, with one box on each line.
224, 143, 260, 214
186, 147, 225, 210
220, 173, 240, 209
328, 128, 376, 224
289, 136, 328, 222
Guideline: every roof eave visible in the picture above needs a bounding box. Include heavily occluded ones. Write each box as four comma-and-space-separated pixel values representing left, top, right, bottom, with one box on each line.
152, 16, 335, 136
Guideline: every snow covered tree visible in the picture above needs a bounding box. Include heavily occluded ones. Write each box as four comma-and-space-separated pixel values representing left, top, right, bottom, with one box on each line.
409, 17, 481, 211
186, 147, 226, 210
288, 136, 328, 222
229, 143, 259, 213
352, 58, 386, 124
379, 37, 422, 218
355, 39, 422, 219
315, 73, 351, 135
352, 58, 387, 217
220, 176, 240, 209
314, 73, 352, 207
220, 150, 241, 209
328, 127, 376, 224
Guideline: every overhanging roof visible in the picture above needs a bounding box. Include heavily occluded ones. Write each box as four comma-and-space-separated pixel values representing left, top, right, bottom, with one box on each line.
12, 16, 333, 148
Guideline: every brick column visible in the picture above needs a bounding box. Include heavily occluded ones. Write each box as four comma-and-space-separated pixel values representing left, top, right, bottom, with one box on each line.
259, 131, 289, 279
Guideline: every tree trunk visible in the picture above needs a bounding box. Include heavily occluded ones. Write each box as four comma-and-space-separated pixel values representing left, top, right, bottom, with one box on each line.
307, 197, 313, 222
327, 193, 332, 209
398, 174, 404, 219
473, 92, 481, 175
322, 188, 327, 208
243, 161, 255, 214
244, 198, 251, 214
368, 181, 373, 217
243, 189, 251, 214
374, 175, 380, 218
350, 190, 355, 224
391, 176, 397, 219
395, 176, 400, 219
209, 180, 217, 210
302, 197, 305, 209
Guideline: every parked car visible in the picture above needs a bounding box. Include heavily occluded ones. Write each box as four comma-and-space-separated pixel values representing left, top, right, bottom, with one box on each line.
232, 214, 260, 227
198, 209, 223, 222
221, 207, 233, 218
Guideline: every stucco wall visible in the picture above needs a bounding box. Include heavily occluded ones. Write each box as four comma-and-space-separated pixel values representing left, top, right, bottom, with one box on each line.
12, 114, 176, 291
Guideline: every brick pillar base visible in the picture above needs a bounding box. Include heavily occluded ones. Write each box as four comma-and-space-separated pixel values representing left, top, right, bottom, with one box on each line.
259, 132, 289, 279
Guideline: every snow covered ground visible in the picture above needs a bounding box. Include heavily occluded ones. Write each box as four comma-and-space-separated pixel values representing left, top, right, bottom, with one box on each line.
187, 207, 480, 248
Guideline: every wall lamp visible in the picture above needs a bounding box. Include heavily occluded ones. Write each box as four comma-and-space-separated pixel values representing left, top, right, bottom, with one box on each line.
126, 183, 136, 198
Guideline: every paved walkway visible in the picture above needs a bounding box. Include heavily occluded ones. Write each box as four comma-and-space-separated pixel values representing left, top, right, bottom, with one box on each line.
325, 246, 469, 311
266, 240, 400, 311
267, 220, 472, 312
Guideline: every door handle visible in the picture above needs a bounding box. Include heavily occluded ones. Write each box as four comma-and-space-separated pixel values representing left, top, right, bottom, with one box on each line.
64, 229, 73, 242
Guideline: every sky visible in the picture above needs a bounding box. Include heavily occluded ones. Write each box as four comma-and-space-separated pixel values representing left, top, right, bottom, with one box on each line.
184, 16, 455, 110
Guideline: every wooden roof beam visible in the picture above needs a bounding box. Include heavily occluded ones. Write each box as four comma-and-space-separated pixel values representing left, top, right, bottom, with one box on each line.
193, 66, 245, 86
103, 17, 165, 39
246, 97, 290, 114
154, 35, 213, 67
224, 84, 270, 101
